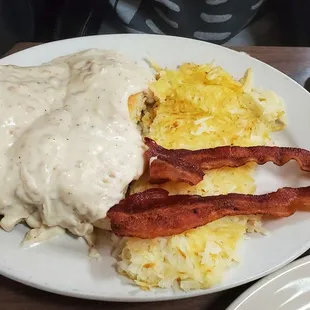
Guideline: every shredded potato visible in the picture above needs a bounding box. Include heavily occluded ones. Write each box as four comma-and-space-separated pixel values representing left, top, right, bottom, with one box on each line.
145, 64, 285, 149
113, 62, 286, 291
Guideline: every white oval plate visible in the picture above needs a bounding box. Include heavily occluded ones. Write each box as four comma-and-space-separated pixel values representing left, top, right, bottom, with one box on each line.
227, 255, 310, 310
1, 34, 310, 302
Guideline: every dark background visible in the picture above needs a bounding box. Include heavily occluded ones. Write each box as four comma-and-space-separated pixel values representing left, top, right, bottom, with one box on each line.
1, 0, 310, 56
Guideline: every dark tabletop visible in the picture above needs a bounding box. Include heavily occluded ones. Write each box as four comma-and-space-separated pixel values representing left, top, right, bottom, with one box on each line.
1, 43, 310, 310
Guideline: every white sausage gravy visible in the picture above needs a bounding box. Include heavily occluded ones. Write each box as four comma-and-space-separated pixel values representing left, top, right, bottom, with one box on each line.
0, 49, 153, 236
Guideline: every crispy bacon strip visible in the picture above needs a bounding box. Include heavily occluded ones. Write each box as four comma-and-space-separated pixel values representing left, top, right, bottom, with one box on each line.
148, 157, 204, 185
107, 187, 310, 238
145, 138, 310, 185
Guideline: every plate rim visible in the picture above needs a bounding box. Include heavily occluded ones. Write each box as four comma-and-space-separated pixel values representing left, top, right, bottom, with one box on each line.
2, 244, 309, 303
1, 33, 309, 96
1, 33, 310, 302
226, 254, 310, 310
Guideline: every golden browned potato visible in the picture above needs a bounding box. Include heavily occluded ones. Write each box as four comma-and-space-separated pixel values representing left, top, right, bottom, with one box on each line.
128, 92, 145, 124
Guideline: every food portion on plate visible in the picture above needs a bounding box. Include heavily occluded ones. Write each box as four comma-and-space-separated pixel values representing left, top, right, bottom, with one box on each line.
0, 49, 153, 239
1, 48, 310, 293
107, 62, 310, 291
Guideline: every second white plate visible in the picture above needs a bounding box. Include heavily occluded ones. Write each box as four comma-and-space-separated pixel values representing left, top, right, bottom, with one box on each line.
227, 255, 310, 310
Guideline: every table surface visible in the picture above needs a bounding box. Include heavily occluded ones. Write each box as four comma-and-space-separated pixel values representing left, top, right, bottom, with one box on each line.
1, 42, 310, 310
